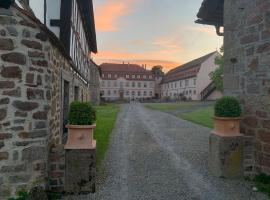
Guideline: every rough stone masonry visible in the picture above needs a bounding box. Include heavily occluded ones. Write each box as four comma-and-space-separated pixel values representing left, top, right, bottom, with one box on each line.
0, 6, 99, 198
223, 0, 270, 175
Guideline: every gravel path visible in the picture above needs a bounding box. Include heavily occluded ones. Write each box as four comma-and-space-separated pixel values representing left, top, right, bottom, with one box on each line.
64, 103, 267, 200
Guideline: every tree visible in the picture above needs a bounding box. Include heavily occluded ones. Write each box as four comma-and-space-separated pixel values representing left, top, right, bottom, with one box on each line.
210, 47, 224, 92
151, 65, 164, 75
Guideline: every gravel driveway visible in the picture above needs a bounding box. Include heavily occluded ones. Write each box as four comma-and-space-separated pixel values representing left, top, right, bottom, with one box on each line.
64, 103, 267, 200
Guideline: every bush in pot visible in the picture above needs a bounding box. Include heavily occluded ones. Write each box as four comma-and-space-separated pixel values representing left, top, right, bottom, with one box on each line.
65, 101, 97, 149
213, 96, 242, 136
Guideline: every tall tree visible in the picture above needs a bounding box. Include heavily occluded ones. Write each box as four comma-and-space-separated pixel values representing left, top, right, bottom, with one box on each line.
209, 47, 224, 92
151, 65, 164, 75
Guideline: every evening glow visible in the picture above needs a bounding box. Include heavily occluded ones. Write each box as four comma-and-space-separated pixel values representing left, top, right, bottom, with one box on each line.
93, 0, 223, 72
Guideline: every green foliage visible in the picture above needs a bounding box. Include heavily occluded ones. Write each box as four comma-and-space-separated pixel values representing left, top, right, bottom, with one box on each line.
8, 190, 28, 200
151, 65, 164, 75
248, 173, 270, 197
68, 101, 96, 125
214, 96, 242, 117
47, 192, 62, 200
210, 47, 224, 91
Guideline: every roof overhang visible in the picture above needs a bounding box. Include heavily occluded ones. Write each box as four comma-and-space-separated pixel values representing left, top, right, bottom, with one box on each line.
196, 0, 224, 36
77, 0, 97, 53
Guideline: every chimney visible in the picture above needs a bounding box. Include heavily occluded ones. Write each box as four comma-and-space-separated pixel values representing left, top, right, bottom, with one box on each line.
123, 61, 125, 64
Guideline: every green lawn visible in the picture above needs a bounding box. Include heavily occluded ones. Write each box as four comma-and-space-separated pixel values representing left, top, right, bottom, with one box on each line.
178, 106, 214, 128
94, 104, 120, 167
144, 102, 201, 111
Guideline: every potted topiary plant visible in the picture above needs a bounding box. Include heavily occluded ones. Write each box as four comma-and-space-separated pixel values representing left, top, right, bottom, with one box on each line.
64, 101, 96, 149
213, 96, 242, 136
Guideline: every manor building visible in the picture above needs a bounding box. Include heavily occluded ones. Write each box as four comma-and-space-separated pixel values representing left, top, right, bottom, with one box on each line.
161, 51, 223, 101
100, 63, 156, 101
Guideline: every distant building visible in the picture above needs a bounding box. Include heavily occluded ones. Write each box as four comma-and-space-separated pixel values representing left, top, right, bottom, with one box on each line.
161, 51, 223, 101
100, 63, 156, 101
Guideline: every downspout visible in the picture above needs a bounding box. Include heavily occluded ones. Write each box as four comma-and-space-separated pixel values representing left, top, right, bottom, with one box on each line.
44, 0, 47, 25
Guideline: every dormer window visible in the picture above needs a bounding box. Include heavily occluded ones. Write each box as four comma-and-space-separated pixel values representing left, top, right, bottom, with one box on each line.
149, 75, 152, 79
132, 75, 135, 78
126, 75, 130, 78
137, 75, 140, 79
108, 74, 111, 78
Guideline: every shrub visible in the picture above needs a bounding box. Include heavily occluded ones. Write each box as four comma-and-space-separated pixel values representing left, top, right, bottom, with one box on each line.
214, 96, 241, 117
68, 101, 96, 125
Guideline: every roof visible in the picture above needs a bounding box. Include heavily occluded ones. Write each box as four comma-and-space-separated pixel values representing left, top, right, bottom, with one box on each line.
100, 63, 150, 73
196, 0, 224, 26
77, 0, 97, 53
162, 51, 217, 83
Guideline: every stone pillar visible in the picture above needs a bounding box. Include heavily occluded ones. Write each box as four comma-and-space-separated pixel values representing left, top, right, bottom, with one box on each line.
209, 134, 244, 178
223, 0, 270, 175
65, 149, 96, 193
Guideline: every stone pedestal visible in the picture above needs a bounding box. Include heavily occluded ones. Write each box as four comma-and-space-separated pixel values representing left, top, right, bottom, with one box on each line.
65, 149, 96, 193
209, 133, 244, 178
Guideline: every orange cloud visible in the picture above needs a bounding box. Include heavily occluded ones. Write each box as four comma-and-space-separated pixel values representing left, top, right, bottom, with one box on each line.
95, 0, 143, 32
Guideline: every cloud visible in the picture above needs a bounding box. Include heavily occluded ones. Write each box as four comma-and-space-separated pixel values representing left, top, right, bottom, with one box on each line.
188, 26, 216, 36
95, 0, 143, 32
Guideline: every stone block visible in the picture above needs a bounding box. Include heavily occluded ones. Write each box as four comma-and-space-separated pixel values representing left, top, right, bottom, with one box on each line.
65, 149, 96, 193
209, 133, 244, 178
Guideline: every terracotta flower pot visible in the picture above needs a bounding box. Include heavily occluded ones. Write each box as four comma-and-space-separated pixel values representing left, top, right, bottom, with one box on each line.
213, 117, 241, 136
64, 124, 96, 149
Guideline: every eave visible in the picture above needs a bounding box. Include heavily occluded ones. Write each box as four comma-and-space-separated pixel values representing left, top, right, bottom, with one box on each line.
196, 0, 224, 28
77, 0, 97, 53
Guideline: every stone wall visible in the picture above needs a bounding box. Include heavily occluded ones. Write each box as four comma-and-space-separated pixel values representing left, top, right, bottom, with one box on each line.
224, 0, 270, 175
0, 6, 99, 198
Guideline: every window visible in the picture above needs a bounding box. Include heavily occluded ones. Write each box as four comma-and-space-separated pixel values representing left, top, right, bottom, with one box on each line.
193, 90, 196, 95
114, 74, 118, 78
114, 81, 117, 87
138, 91, 141, 96
137, 75, 140, 79
180, 81, 182, 87
132, 91, 135, 96
107, 81, 111, 87
114, 90, 117, 95
132, 82, 135, 87
138, 82, 141, 88
193, 78, 196, 85
175, 82, 177, 88
108, 74, 111, 78
186, 91, 188, 95
126, 82, 129, 87
144, 82, 147, 88
149, 75, 152, 79
101, 90, 104, 96
126, 74, 130, 79
150, 91, 153, 96
101, 81, 105, 87
143, 91, 147, 96
107, 90, 111, 95
143, 75, 146, 79
189, 90, 192, 94
132, 75, 135, 78
150, 82, 154, 87
126, 91, 129, 96
185, 79, 189, 86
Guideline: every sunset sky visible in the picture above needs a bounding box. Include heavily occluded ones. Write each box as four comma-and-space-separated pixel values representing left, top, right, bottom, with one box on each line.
92, 0, 223, 72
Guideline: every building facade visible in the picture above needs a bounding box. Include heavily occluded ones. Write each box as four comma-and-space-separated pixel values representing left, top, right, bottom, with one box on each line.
0, 0, 99, 197
161, 51, 223, 101
100, 63, 156, 101
197, 0, 270, 175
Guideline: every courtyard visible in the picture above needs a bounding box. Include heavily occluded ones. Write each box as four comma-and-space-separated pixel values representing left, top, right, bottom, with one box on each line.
64, 102, 268, 200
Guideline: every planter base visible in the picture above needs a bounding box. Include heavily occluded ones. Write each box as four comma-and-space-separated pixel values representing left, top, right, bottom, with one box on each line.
65, 149, 96, 193
209, 133, 244, 178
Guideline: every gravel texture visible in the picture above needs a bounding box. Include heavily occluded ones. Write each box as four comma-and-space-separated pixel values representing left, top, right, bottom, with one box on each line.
63, 103, 267, 200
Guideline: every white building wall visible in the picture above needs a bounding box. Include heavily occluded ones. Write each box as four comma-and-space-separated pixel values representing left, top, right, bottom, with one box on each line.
196, 52, 220, 99
161, 77, 198, 100
101, 78, 155, 101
